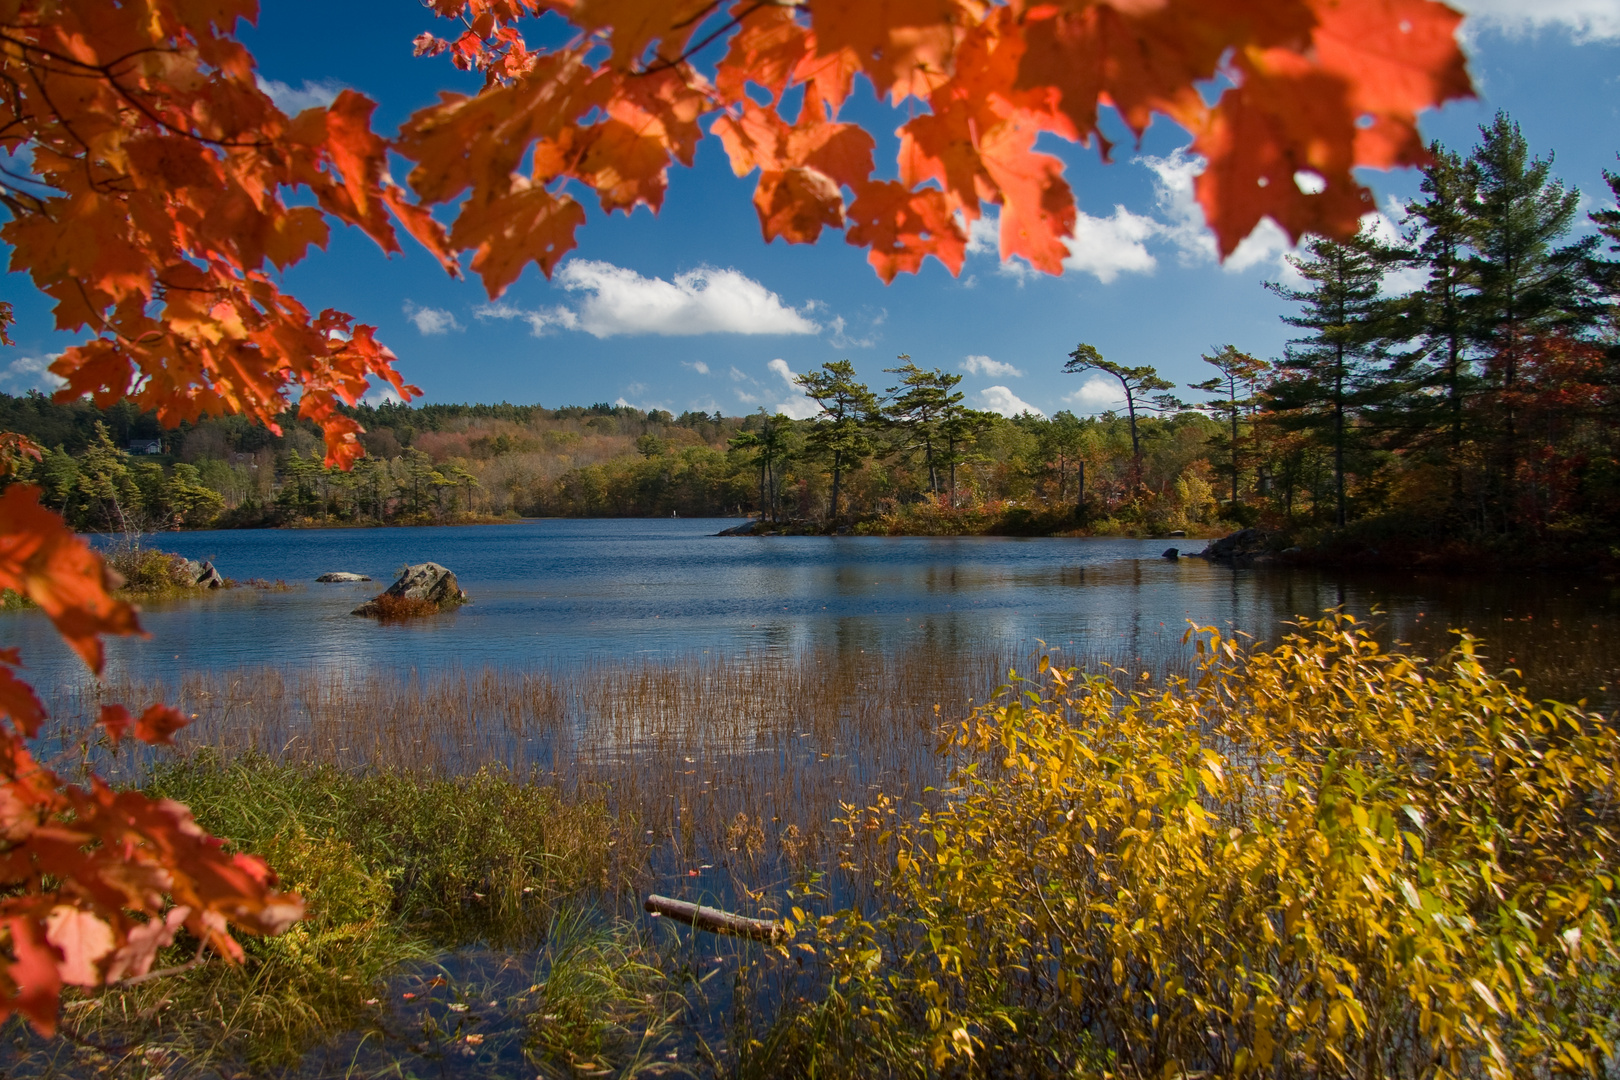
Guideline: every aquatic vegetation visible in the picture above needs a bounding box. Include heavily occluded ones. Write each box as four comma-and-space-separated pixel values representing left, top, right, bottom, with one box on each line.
13, 629, 1615, 1076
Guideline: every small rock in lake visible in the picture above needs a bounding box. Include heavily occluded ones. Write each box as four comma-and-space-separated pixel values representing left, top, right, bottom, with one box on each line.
1162, 547, 1180, 559
316, 572, 372, 583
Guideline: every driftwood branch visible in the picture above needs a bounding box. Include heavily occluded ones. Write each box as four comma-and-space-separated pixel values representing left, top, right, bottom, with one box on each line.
643, 894, 784, 943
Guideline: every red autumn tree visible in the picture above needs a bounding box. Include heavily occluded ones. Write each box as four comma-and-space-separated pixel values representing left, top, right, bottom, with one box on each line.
0, 0, 1471, 1031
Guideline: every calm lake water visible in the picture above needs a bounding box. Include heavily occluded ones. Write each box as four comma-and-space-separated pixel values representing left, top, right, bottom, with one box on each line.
5, 518, 1619, 699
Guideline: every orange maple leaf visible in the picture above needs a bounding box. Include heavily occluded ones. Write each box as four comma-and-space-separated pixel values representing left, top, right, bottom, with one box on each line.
0, 486, 140, 675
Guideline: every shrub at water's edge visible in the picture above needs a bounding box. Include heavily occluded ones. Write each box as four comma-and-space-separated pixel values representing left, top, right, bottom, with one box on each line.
797, 614, 1620, 1078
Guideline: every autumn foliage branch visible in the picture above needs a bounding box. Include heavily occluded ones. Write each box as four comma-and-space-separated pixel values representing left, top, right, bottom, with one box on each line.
0, 0, 1472, 1036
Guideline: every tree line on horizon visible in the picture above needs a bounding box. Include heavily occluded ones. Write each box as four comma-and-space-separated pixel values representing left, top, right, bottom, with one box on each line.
3, 114, 1616, 556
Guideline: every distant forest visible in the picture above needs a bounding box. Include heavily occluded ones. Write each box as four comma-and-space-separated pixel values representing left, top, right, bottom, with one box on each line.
0, 388, 1226, 535
4, 114, 1620, 564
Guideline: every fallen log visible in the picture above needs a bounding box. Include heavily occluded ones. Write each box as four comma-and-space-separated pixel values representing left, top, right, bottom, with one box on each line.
643, 894, 784, 943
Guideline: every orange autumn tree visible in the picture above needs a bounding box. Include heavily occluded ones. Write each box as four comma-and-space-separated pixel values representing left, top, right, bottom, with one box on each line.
0, 0, 1470, 1032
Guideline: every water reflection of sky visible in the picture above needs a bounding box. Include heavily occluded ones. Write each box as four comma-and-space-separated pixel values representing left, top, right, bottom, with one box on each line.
4, 519, 1618, 701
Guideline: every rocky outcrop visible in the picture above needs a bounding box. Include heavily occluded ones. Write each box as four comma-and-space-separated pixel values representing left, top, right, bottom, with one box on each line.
1193, 528, 1273, 567
316, 572, 372, 583
352, 562, 468, 617
181, 558, 225, 589
1162, 547, 1180, 559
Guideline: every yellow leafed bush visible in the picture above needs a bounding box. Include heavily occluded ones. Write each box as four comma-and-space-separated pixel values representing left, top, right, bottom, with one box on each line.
821, 614, 1620, 1078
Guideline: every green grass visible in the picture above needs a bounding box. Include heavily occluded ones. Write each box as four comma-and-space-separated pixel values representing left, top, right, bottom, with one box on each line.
1, 754, 664, 1078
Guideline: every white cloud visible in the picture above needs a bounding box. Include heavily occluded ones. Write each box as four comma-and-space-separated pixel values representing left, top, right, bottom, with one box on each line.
555, 261, 819, 338
0, 353, 63, 393
403, 301, 461, 335
767, 358, 820, 419
729, 366, 748, 381
962, 355, 1024, 378
1063, 206, 1162, 283
1454, 0, 1620, 39
1140, 149, 1301, 275
363, 385, 404, 406
256, 76, 343, 114
965, 214, 999, 257
1065, 376, 1127, 415
474, 301, 579, 336
684, 360, 711, 375
966, 214, 1036, 284
828, 314, 882, 348
979, 386, 1044, 417
968, 204, 1164, 285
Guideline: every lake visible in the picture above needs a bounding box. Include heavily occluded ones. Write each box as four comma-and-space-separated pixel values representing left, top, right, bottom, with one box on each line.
6, 517, 1618, 702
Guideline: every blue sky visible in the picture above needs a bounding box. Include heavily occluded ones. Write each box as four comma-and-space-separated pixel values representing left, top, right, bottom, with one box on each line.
4, 1, 1619, 420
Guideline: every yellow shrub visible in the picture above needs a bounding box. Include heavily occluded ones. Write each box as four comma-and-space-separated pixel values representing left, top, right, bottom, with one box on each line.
827, 614, 1620, 1078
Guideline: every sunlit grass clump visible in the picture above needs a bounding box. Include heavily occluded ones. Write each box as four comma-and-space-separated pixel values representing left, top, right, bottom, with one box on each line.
798, 615, 1620, 1078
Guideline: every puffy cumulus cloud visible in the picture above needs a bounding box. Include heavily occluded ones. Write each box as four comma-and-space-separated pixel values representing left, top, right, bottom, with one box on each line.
556, 261, 819, 338
1065, 376, 1127, 414
767, 358, 820, 419
962, 355, 1024, 378
0, 353, 63, 393
979, 385, 1044, 417
363, 384, 404, 407
968, 206, 1162, 285
255, 76, 343, 113
403, 301, 461, 335
1140, 149, 1300, 275
1454, 0, 1620, 38
1062, 205, 1162, 282
474, 301, 579, 336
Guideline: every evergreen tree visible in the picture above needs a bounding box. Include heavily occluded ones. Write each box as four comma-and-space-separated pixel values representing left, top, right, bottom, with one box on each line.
883, 358, 963, 496
1265, 226, 1399, 528
1467, 113, 1600, 522
1062, 345, 1182, 484
1396, 143, 1480, 495
1188, 345, 1268, 506
795, 360, 879, 522
728, 413, 794, 522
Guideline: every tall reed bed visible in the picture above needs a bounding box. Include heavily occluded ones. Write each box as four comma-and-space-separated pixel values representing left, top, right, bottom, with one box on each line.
12, 643, 1185, 1078
54, 643, 1160, 912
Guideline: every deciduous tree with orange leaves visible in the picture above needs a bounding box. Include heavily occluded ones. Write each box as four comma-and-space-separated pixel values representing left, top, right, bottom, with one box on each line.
0, 0, 1470, 1033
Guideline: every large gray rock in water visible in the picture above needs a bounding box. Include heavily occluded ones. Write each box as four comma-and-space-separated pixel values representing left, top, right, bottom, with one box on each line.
316, 571, 372, 583
181, 558, 225, 589
352, 562, 468, 616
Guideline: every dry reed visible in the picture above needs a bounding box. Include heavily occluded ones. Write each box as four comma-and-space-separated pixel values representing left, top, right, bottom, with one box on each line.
49, 642, 1176, 919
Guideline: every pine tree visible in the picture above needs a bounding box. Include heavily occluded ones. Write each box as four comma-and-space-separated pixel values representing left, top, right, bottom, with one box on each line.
1467, 113, 1600, 523
1189, 346, 1268, 507
883, 359, 963, 497
1265, 226, 1400, 527
796, 360, 879, 523
1063, 345, 1182, 485
1397, 143, 1480, 496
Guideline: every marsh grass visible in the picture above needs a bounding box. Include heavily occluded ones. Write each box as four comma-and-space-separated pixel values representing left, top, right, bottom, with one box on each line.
10, 643, 1185, 1078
